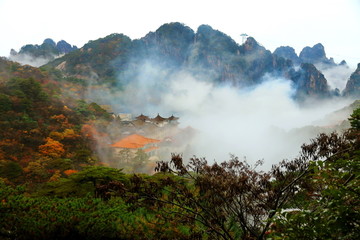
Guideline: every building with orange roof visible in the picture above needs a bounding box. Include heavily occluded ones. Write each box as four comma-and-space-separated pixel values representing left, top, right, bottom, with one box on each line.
111, 134, 160, 156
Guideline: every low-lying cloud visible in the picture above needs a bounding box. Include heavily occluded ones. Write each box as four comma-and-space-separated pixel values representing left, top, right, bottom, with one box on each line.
9, 53, 56, 67
88, 60, 355, 169
157, 70, 353, 168
315, 63, 354, 91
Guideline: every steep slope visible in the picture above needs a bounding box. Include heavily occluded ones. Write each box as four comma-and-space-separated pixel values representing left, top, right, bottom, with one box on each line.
0, 57, 110, 185
343, 63, 360, 97
138, 22, 195, 65
47, 34, 133, 85
187, 26, 289, 86
290, 63, 331, 100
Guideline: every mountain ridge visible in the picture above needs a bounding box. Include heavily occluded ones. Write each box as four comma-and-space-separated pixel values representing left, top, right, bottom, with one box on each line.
9, 38, 77, 67
7, 22, 360, 99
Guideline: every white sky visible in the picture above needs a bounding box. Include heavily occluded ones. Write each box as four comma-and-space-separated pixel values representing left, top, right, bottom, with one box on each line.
0, 0, 359, 68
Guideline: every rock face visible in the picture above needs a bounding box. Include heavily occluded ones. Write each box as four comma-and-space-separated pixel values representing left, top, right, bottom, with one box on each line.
140, 22, 195, 65
291, 63, 330, 99
188, 25, 272, 85
343, 63, 360, 97
274, 46, 301, 65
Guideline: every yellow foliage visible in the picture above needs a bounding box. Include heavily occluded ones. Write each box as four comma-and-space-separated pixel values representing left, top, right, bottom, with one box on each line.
49, 170, 61, 182
38, 137, 65, 158
62, 129, 80, 139
49, 131, 64, 141
24, 161, 47, 177
50, 114, 67, 122
63, 105, 72, 112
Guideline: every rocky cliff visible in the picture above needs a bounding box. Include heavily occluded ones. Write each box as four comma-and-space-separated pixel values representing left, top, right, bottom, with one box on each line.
343, 63, 360, 97
291, 63, 331, 100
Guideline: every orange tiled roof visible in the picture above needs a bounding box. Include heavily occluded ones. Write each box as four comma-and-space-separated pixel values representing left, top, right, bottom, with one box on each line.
111, 134, 160, 149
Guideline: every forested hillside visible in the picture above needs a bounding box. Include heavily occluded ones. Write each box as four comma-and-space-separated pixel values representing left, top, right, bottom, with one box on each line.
0, 58, 111, 187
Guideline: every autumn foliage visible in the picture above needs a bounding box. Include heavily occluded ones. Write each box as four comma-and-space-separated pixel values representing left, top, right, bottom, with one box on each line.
63, 169, 78, 176
0, 58, 110, 185
38, 138, 65, 158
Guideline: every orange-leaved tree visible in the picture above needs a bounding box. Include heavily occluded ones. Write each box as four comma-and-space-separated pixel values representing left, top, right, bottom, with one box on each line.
38, 137, 65, 158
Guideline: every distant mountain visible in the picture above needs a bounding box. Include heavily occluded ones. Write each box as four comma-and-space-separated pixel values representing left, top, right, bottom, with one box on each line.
273, 46, 301, 65
343, 63, 360, 97
274, 43, 347, 69
9, 38, 77, 67
299, 43, 337, 67
43, 22, 346, 100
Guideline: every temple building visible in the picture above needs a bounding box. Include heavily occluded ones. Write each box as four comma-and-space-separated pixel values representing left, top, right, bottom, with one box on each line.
135, 114, 151, 122
110, 134, 160, 156
132, 114, 179, 127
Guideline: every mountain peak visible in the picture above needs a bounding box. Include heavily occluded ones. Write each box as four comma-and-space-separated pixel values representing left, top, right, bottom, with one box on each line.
273, 46, 301, 65
242, 36, 266, 54
56, 40, 77, 54
312, 43, 325, 51
43, 38, 56, 47
299, 43, 326, 64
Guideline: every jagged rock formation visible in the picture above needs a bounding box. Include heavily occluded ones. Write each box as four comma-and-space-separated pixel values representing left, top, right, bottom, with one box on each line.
274, 43, 347, 69
298, 43, 346, 69
300, 43, 328, 64
290, 63, 331, 100
273, 46, 301, 65
343, 63, 360, 97
339, 60, 348, 66
45, 22, 334, 99
9, 38, 77, 67
189, 27, 287, 85
56, 40, 77, 54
